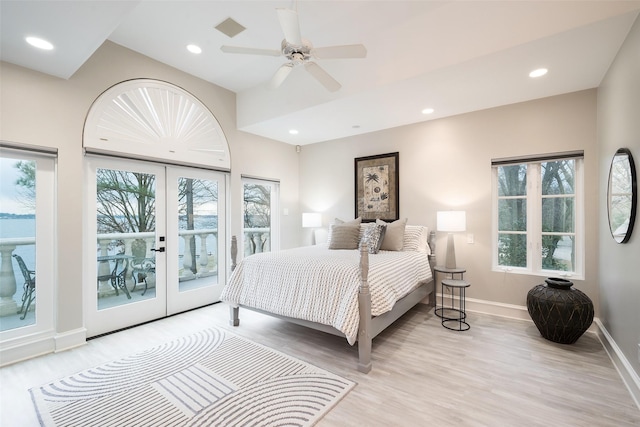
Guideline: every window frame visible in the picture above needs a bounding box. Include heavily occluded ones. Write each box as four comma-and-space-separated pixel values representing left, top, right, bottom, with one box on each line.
492, 153, 584, 279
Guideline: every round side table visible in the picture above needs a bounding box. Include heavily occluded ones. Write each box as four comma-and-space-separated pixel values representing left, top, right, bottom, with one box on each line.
440, 279, 470, 331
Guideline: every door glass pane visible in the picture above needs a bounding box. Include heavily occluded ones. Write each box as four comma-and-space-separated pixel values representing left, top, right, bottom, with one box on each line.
96, 168, 156, 310
177, 177, 218, 291
243, 181, 272, 256
0, 157, 36, 331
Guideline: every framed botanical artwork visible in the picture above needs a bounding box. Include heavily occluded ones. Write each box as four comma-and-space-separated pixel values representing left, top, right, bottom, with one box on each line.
354, 152, 399, 222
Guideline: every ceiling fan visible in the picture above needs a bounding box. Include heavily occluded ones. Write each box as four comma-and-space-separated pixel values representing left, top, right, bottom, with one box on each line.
220, 8, 366, 92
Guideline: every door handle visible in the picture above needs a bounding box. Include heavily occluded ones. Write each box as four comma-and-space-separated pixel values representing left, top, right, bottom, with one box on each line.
151, 247, 165, 253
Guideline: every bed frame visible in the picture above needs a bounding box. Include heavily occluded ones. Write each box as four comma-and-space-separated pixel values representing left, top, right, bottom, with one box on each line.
228, 231, 436, 373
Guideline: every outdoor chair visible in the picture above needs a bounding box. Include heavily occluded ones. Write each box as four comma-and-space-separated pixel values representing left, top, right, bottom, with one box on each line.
13, 254, 35, 320
130, 257, 155, 296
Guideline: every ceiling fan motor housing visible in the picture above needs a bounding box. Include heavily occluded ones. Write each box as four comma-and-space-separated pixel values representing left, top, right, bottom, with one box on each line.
282, 38, 312, 64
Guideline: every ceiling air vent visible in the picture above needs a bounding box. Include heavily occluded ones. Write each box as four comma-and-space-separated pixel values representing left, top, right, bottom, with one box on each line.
215, 18, 246, 38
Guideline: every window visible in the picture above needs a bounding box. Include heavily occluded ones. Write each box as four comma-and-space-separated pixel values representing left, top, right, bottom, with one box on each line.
241, 177, 280, 256
0, 146, 55, 339
492, 152, 584, 278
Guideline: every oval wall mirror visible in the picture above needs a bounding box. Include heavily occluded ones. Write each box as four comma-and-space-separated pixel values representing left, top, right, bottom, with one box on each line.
607, 148, 637, 243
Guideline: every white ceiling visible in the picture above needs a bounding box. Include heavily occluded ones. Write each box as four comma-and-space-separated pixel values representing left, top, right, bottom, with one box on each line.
2, 1, 640, 145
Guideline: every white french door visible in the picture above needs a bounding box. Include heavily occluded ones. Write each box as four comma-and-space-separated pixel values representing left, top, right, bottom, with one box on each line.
85, 157, 226, 337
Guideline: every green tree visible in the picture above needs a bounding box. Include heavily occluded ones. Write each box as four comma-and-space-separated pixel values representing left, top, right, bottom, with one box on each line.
14, 160, 36, 212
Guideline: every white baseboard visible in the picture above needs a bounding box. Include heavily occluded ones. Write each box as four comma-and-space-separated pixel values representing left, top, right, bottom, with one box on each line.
55, 327, 87, 353
594, 319, 640, 410
0, 327, 87, 367
0, 330, 55, 367
446, 295, 639, 410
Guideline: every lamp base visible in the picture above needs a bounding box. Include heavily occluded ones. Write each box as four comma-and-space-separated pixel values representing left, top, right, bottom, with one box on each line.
445, 233, 457, 269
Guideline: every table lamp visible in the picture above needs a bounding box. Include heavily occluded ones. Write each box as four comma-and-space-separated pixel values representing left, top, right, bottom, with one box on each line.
437, 210, 466, 269
302, 212, 322, 244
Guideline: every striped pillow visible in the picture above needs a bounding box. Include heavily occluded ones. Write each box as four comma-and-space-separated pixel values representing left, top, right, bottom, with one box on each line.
403, 225, 429, 253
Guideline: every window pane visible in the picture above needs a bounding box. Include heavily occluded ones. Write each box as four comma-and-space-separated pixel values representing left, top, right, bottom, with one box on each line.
243, 182, 272, 255
498, 199, 526, 231
498, 165, 527, 197
542, 197, 574, 233
542, 160, 574, 195
542, 235, 574, 272
177, 177, 218, 290
96, 168, 156, 310
0, 158, 36, 330
498, 233, 527, 267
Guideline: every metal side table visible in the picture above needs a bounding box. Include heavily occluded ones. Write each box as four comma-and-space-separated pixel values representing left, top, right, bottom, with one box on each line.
440, 279, 470, 331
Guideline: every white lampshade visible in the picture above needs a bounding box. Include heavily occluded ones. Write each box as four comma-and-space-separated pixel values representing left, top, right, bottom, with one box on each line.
437, 210, 466, 269
302, 212, 322, 228
437, 211, 466, 232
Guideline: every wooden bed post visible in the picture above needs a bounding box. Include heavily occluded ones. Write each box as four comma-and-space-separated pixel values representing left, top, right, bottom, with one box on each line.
357, 242, 372, 373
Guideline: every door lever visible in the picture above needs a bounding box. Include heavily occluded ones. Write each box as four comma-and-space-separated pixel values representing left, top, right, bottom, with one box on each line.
151, 247, 166, 253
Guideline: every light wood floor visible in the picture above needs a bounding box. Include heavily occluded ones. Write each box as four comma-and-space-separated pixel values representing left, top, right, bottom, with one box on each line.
1, 303, 639, 426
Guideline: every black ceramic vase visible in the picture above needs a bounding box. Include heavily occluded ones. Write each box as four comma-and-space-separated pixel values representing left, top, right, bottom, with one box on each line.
526, 277, 594, 344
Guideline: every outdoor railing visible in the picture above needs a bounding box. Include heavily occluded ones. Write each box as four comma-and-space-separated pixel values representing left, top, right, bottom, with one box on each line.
0, 237, 35, 317
1, 226, 271, 311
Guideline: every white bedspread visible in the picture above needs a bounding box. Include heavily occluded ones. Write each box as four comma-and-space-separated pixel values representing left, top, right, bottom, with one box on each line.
221, 245, 432, 345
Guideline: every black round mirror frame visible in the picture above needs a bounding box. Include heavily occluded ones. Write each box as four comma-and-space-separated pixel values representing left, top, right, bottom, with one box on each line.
607, 148, 637, 244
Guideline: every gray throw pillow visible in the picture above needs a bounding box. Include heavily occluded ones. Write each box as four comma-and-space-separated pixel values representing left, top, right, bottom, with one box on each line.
360, 223, 387, 254
376, 218, 407, 251
328, 223, 361, 249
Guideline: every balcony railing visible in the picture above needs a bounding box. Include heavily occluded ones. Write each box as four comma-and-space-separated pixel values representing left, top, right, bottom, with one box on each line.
1, 227, 271, 319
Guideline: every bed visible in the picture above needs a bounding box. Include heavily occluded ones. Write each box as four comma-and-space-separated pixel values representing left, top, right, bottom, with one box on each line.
221, 221, 436, 373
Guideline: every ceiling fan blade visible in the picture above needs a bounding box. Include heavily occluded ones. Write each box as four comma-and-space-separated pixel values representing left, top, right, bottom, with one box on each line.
220, 45, 281, 56
313, 44, 367, 59
270, 63, 294, 88
277, 8, 302, 46
304, 62, 341, 92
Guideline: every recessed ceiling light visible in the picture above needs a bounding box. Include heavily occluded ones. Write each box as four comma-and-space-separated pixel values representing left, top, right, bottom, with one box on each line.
529, 68, 548, 78
289, 129, 299, 135
352, 125, 360, 129
422, 108, 434, 115
26, 36, 53, 50
186, 44, 202, 54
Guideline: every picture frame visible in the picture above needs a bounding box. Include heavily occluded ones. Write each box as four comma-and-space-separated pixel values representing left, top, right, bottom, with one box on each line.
354, 152, 399, 222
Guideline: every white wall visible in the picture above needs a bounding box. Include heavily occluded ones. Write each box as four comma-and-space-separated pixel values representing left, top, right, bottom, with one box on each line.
299, 89, 599, 314
597, 15, 640, 389
0, 41, 298, 342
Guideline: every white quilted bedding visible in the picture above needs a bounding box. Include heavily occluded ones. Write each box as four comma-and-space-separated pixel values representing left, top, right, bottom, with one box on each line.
220, 245, 432, 345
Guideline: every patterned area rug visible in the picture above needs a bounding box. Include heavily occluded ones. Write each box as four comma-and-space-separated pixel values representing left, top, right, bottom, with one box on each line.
30, 327, 355, 426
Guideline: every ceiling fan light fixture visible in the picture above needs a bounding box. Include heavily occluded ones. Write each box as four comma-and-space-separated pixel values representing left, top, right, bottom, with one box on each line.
26, 36, 53, 50
186, 44, 202, 54
529, 68, 548, 78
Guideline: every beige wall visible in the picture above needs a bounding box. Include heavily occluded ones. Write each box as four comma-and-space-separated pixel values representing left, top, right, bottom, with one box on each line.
0, 41, 299, 337
300, 89, 599, 312
597, 16, 640, 379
